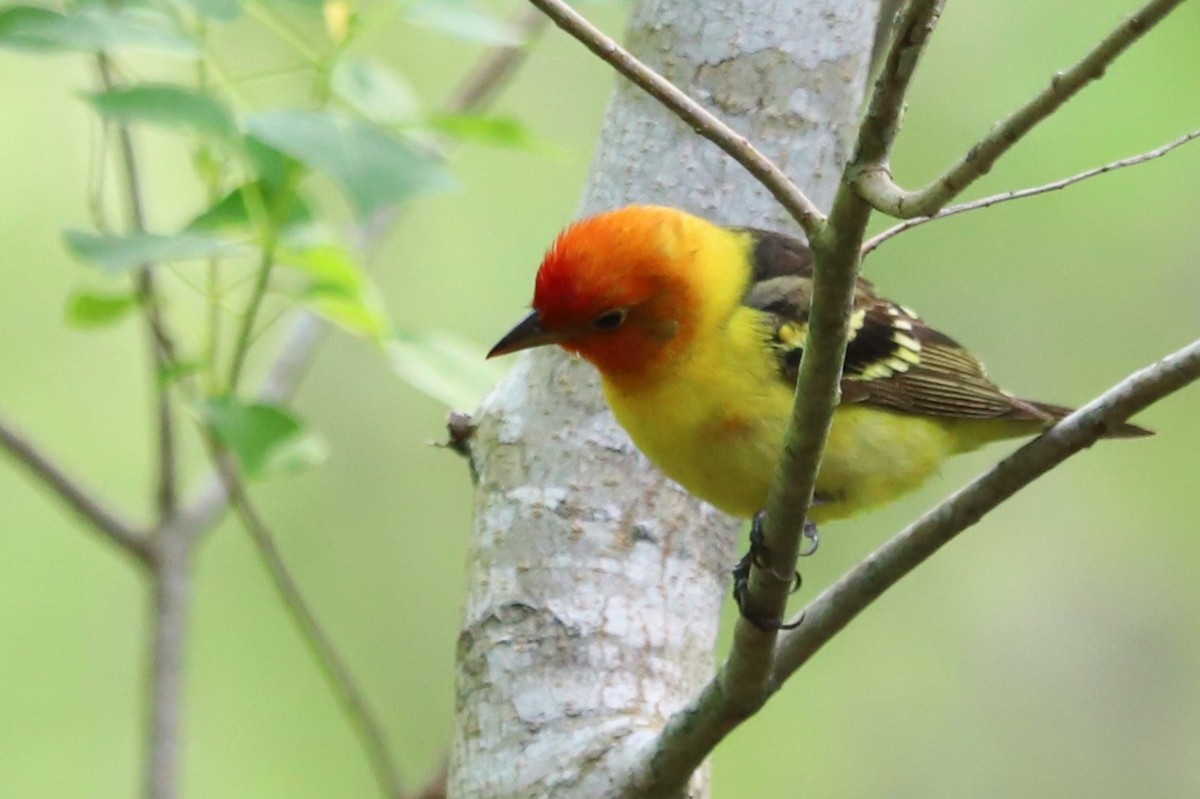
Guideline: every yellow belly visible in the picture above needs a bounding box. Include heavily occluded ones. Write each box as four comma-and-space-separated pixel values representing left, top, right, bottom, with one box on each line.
815, 406, 962, 522
606, 374, 962, 522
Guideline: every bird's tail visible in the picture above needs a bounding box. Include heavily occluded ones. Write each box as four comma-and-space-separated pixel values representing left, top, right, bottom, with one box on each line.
1028, 401, 1153, 439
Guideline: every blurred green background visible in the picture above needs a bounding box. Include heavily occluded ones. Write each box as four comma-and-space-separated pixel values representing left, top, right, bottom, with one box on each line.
1, 0, 1199, 796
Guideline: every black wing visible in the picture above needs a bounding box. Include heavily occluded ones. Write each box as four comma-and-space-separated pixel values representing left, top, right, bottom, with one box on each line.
740, 229, 1056, 423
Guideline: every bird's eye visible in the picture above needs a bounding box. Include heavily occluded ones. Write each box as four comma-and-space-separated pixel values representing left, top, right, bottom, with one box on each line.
592, 309, 627, 331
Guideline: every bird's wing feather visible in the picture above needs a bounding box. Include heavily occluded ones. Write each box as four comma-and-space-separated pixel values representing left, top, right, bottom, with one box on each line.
740, 229, 1054, 423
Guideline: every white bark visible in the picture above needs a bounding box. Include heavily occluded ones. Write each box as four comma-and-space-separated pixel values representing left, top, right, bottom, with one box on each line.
450, 2, 878, 797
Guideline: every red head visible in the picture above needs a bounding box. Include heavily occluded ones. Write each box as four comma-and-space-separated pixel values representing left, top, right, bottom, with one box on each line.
489, 206, 705, 380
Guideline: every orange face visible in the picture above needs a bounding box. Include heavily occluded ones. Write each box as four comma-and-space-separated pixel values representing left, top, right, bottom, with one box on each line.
489, 207, 696, 379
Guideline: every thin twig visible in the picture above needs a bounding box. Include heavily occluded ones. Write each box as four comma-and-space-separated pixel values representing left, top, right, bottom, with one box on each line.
227, 231, 281, 393
0, 411, 150, 563
257, 312, 329, 405
523, 0, 827, 238
861, 126, 1200, 255
210, 445, 405, 799
445, 8, 547, 113
96, 55, 179, 521
244, 0, 325, 64
772, 336, 1200, 683
855, 0, 1190, 218
86, 118, 112, 232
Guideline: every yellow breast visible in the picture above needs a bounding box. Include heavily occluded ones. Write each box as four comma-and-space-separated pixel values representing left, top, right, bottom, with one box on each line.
601, 307, 965, 523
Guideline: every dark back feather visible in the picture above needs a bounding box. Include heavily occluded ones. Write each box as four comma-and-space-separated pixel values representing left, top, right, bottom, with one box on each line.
741, 229, 1058, 424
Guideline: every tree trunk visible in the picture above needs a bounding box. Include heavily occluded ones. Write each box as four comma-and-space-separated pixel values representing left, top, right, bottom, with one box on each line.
450, 2, 879, 796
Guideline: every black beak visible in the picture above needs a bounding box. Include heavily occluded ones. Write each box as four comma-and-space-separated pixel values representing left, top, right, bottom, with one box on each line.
487, 311, 563, 358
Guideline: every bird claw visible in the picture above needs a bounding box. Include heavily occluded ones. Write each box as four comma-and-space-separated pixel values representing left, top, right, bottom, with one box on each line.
743, 510, 796, 584
800, 520, 820, 557
730, 510, 808, 631
732, 569, 803, 630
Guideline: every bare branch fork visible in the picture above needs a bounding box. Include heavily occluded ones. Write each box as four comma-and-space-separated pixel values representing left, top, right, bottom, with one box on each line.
507, 0, 1192, 794
861, 126, 1200, 255
854, 0, 1191, 218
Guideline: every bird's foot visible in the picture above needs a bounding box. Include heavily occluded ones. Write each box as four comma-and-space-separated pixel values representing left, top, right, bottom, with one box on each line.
800, 519, 819, 557
731, 511, 808, 632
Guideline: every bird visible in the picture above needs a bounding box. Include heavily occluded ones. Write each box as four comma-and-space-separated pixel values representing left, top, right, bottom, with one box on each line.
488, 205, 1149, 625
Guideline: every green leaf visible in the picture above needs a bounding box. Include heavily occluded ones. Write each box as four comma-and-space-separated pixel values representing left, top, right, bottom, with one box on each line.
64, 230, 250, 275
276, 219, 337, 250
187, 182, 312, 233
401, 0, 522, 46
332, 57, 421, 125
266, 432, 329, 474
202, 397, 307, 478
276, 245, 390, 340
178, 0, 242, 21
270, 0, 324, 10
244, 109, 455, 217
279, 245, 365, 293
429, 112, 541, 150
64, 290, 137, 328
0, 5, 199, 56
305, 284, 391, 341
84, 84, 236, 140
243, 137, 302, 197
387, 330, 503, 408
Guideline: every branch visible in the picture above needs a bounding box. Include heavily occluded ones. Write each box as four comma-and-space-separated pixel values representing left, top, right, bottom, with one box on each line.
524, 0, 827, 238
142, 528, 190, 799
227, 231, 281, 393
212, 448, 405, 799
721, 0, 945, 708
862, 126, 1200, 255
96, 55, 179, 520
855, 0, 1190, 218
0, 411, 150, 563
445, 8, 547, 113
772, 336, 1200, 683
852, 0, 947, 170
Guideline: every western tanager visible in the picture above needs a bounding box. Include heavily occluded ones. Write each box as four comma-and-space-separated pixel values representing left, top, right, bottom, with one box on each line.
488, 205, 1149, 591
